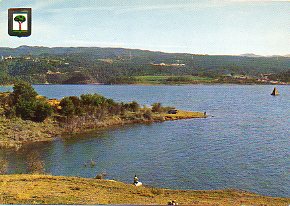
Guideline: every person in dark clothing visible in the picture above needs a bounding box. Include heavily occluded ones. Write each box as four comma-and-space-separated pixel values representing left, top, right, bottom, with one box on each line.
134, 175, 139, 184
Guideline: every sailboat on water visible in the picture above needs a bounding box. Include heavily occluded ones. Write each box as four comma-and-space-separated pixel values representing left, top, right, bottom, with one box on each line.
271, 87, 279, 96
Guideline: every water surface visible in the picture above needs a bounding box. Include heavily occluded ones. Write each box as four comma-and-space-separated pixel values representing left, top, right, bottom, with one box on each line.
0, 85, 289, 197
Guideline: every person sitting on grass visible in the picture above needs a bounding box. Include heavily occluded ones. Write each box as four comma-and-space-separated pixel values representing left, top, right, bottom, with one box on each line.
133, 175, 142, 186
134, 175, 139, 184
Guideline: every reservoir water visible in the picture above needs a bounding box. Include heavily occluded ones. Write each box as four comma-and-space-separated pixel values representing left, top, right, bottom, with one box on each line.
0, 85, 289, 197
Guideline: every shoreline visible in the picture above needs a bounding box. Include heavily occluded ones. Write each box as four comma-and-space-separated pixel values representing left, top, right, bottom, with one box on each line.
0, 110, 206, 150
1, 81, 289, 87
0, 174, 289, 205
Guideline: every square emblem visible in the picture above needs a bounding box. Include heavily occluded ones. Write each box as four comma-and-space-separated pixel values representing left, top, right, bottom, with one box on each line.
8, 8, 32, 37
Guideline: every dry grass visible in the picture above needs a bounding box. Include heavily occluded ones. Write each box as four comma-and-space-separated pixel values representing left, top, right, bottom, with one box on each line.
164, 110, 206, 120
0, 109, 205, 149
0, 174, 288, 205
0, 116, 60, 149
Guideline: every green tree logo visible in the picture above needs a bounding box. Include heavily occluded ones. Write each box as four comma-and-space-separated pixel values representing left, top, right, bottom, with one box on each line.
14, 15, 26, 31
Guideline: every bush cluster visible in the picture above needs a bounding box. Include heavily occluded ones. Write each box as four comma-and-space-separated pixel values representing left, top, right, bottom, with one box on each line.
1, 82, 173, 123
152, 102, 174, 113
4, 82, 52, 122
59, 94, 140, 120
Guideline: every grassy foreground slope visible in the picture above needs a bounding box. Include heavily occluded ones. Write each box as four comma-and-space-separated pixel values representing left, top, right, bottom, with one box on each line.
0, 175, 289, 205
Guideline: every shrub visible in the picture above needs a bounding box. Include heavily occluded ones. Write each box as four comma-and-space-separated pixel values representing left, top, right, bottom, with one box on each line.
143, 109, 153, 120
107, 102, 122, 115
68, 96, 81, 107
12, 81, 38, 103
130, 101, 140, 112
152, 102, 162, 113
15, 99, 36, 120
152, 103, 174, 113
0, 92, 13, 108
95, 172, 107, 179
59, 97, 75, 117
15, 99, 52, 122
4, 107, 16, 118
105, 98, 115, 106
80, 94, 105, 106
68, 96, 83, 115
4, 82, 52, 122
33, 100, 53, 122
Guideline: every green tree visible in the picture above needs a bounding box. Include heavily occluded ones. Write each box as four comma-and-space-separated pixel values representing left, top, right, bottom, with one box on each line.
59, 97, 75, 117
34, 100, 53, 122
14, 15, 26, 31
12, 82, 37, 104
15, 99, 52, 122
80, 94, 105, 106
15, 99, 36, 120
68, 96, 83, 115
11, 82, 52, 122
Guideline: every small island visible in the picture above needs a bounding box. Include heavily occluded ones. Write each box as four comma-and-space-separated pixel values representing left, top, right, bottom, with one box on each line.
0, 82, 206, 149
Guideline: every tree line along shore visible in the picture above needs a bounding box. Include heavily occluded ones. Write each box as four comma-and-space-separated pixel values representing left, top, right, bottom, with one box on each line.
0, 82, 206, 149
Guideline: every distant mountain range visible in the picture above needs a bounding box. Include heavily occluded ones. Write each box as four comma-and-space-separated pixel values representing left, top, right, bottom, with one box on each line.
0, 45, 289, 58
240, 53, 290, 58
0, 46, 289, 85
239, 53, 264, 58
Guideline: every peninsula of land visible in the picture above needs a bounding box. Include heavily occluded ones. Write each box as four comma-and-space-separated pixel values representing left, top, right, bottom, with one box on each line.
0, 82, 206, 149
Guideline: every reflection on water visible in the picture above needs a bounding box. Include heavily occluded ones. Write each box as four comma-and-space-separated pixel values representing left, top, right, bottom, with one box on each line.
0, 85, 289, 197
26, 150, 46, 174
0, 158, 8, 175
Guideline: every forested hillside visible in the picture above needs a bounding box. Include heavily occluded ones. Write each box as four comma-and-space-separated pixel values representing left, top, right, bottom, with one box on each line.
0, 46, 289, 84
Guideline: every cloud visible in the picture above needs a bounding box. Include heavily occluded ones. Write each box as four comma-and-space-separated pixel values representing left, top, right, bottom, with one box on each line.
32, 0, 68, 10
45, 2, 222, 14
228, 0, 289, 1
45, 0, 289, 15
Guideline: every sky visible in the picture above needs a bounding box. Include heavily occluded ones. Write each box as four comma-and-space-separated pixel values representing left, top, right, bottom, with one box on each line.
0, 0, 289, 55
